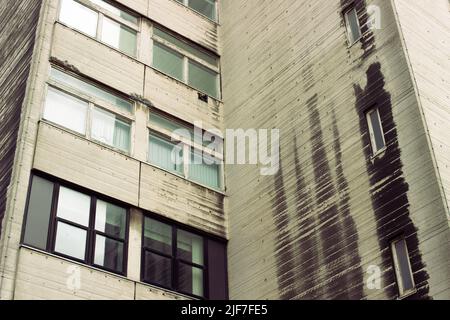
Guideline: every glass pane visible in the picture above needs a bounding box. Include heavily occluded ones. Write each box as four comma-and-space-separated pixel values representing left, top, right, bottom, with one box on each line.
346, 8, 361, 43
177, 230, 204, 265
178, 263, 204, 297
143, 218, 173, 255
149, 133, 184, 174
50, 68, 133, 113
189, 0, 216, 21
23, 176, 54, 250
143, 251, 172, 288
153, 42, 184, 81
59, 0, 98, 37
44, 87, 88, 134
154, 27, 218, 66
94, 235, 124, 272
101, 17, 137, 57
149, 112, 193, 140
91, 107, 131, 152
91, 0, 138, 25
188, 60, 219, 98
189, 149, 221, 189
95, 200, 126, 238
369, 110, 385, 151
54, 222, 87, 260
394, 240, 415, 292
57, 186, 91, 226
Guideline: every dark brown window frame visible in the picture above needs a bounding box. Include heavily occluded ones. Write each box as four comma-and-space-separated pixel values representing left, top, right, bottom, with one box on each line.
141, 213, 227, 300
21, 171, 130, 276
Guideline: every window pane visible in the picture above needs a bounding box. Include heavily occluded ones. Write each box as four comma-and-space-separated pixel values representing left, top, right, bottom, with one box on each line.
95, 200, 126, 239
149, 133, 184, 174
189, 149, 221, 189
207, 239, 228, 299
178, 263, 204, 297
50, 68, 133, 113
189, 0, 216, 21
149, 112, 193, 140
369, 110, 385, 151
345, 8, 361, 44
94, 235, 124, 272
101, 17, 137, 57
44, 87, 88, 134
57, 186, 91, 227
91, 107, 131, 152
188, 60, 219, 98
23, 176, 54, 250
91, 0, 138, 25
154, 27, 218, 66
54, 222, 87, 260
143, 251, 172, 288
143, 218, 172, 255
177, 230, 204, 265
153, 42, 184, 81
394, 240, 415, 293
59, 0, 98, 37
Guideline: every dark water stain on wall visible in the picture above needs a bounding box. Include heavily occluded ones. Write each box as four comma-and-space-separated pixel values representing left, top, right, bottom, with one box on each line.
0, 1, 43, 240
271, 158, 298, 299
354, 62, 430, 299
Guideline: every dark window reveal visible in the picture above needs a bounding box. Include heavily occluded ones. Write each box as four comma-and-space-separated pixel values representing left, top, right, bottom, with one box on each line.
142, 215, 228, 299
391, 238, 416, 297
22, 174, 128, 275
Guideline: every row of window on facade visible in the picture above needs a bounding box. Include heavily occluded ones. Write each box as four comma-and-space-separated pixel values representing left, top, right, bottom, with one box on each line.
59, 0, 221, 100
22, 174, 228, 299
45, 67, 223, 190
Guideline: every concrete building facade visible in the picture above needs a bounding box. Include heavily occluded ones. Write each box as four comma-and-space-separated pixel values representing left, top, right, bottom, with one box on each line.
0, 0, 449, 300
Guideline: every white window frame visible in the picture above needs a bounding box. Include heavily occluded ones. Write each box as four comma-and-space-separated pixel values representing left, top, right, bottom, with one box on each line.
391, 238, 417, 298
344, 7, 362, 46
57, 0, 140, 57
44, 67, 135, 155
366, 107, 386, 156
151, 25, 221, 100
147, 110, 224, 191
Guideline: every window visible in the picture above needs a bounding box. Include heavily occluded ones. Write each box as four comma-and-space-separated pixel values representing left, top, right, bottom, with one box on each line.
148, 110, 224, 190
44, 67, 133, 153
366, 107, 386, 155
59, 0, 139, 57
176, 0, 217, 21
152, 26, 220, 99
142, 216, 228, 299
344, 7, 362, 45
391, 239, 416, 297
23, 175, 128, 274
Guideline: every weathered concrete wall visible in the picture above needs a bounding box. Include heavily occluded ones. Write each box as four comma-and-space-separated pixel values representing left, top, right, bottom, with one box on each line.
1, 0, 226, 300
392, 0, 450, 299
0, 0, 43, 298
222, 0, 449, 299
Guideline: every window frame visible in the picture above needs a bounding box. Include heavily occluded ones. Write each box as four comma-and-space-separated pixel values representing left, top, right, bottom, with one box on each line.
343, 6, 362, 46
174, 0, 219, 23
21, 172, 130, 276
57, 0, 140, 58
366, 107, 386, 156
151, 25, 221, 100
141, 213, 212, 299
147, 109, 224, 191
44, 66, 135, 155
391, 238, 417, 298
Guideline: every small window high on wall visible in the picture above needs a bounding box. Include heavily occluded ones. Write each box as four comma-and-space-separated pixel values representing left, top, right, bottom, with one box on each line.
391, 238, 416, 298
59, 0, 139, 57
22, 174, 129, 275
366, 107, 386, 155
344, 6, 362, 45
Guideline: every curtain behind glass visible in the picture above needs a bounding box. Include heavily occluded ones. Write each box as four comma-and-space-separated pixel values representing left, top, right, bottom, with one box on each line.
189, 150, 220, 189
